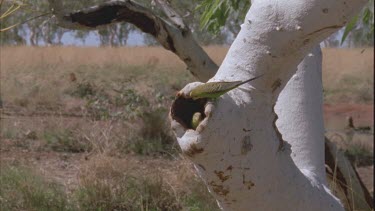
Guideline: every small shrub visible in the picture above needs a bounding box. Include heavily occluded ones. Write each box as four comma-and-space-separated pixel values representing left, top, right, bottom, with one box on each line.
113, 88, 150, 119
70, 82, 151, 120
71, 82, 96, 99
126, 108, 178, 157
43, 129, 91, 153
85, 93, 112, 120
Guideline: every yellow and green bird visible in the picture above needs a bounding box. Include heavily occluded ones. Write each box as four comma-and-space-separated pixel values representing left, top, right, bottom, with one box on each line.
191, 112, 203, 129
189, 75, 263, 100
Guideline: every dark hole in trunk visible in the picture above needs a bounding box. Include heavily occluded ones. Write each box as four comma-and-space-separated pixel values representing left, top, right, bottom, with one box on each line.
170, 96, 207, 129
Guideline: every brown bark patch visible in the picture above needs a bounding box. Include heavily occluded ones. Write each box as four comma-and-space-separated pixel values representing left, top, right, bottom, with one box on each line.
183, 143, 204, 157
214, 170, 231, 182
241, 136, 253, 155
242, 174, 255, 190
271, 78, 282, 93
209, 181, 230, 196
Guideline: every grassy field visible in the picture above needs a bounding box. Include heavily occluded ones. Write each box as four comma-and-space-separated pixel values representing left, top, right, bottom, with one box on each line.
0, 46, 373, 210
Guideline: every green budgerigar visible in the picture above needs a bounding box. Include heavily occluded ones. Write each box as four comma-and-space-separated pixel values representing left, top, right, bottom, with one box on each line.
189, 75, 263, 100
191, 112, 203, 129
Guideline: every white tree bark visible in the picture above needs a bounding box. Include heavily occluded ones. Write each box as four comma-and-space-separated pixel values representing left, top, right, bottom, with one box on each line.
276, 46, 326, 183
170, 0, 366, 210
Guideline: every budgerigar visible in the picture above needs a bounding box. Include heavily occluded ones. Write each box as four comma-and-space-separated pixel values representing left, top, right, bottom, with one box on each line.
189, 75, 263, 100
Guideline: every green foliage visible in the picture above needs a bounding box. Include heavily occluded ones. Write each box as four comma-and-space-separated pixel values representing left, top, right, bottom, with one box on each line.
197, 0, 373, 46
0, 166, 72, 211
0, 0, 53, 45
69, 80, 151, 120
1, 0, 374, 46
341, 15, 359, 45
341, 0, 374, 45
0, 0, 133, 46
71, 82, 97, 98
43, 129, 91, 153
196, 0, 250, 34
113, 88, 150, 119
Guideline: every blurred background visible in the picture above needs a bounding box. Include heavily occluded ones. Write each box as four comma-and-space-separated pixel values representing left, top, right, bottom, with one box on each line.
0, 1, 373, 210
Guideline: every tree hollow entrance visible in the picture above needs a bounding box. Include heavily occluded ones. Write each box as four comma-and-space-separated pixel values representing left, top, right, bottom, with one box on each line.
170, 96, 207, 129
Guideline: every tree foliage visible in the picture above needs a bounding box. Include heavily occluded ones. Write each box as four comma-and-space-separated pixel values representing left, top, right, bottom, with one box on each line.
197, 0, 374, 47
196, 0, 250, 35
0, 0, 373, 47
341, 0, 374, 46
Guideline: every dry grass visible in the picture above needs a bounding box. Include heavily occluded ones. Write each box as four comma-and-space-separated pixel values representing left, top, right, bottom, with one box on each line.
0, 46, 373, 210
0, 157, 219, 211
1, 46, 373, 107
0, 46, 228, 69
322, 48, 374, 103
75, 155, 219, 210
0, 46, 196, 110
322, 48, 373, 79
0, 164, 72, 211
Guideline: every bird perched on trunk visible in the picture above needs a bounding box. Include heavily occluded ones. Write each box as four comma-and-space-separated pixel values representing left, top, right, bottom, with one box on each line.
189, 75, 263, 100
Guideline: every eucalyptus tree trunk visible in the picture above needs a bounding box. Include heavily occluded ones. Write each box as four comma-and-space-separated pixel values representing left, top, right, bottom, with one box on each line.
171, 0, 366, 210
47, 0, 371, 210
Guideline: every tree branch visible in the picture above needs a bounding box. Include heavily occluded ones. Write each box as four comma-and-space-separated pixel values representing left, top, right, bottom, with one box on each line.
153, 0, 186, 30
47, 0, 217, 82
